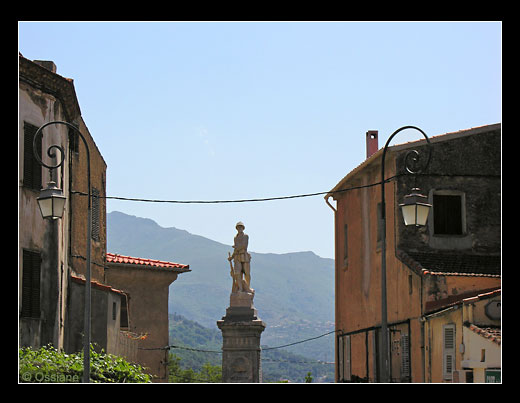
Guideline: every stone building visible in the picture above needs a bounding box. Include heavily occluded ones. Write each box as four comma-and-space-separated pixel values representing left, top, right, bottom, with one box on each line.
325, 124, 501, 382
19, 54, 191, 381
105, 253, 190, 382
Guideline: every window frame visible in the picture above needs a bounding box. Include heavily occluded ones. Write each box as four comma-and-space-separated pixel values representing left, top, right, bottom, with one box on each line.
431, 190, 467, 236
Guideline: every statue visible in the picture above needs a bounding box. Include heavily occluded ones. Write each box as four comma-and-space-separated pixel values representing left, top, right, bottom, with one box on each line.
228, 222, 253, 294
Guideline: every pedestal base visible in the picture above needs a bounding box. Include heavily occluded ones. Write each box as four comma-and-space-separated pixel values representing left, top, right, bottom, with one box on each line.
217, 292, 266, 383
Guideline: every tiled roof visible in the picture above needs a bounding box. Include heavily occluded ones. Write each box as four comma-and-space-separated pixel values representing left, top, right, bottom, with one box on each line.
71, 274, 126, 295
106, 252, 190, 272
465, 323, 501, 346
398, 250, 501, 277
425, 287, 500, 313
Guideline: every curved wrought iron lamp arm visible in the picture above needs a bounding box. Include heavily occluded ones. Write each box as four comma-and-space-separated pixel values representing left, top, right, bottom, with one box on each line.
33, 121, 91, 207
381, 125, 431, 177
380, 125, 431, 216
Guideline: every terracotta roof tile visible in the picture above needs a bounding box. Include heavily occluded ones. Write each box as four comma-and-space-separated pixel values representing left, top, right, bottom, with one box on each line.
465, 323, 501, 345
106, 252, 190, 271
397, 250, 501, 277
424, 287, 501, 313
70, 274, 127, 295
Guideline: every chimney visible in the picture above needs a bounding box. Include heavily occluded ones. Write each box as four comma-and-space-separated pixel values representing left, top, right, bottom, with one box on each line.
366, 130, 379, 159
33, 60, 57, 74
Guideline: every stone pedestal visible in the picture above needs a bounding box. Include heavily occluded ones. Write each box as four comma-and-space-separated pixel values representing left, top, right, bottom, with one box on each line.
217, 292, 266, 383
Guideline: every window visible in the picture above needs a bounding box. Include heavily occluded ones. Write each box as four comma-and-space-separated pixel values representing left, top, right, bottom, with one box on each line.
21, 249, 41, 318
343, 224, 348, 267
91, 188, 100, 241
443, 324, 456, 380
337, 335, 351, 382
69, 126, 79, 154
120, 294, 129, 329
400, 334, 410, 381
376, 202, 384, 249
433, 192, 465, 235
23, 122, 42, 191
112, 301, 117, 321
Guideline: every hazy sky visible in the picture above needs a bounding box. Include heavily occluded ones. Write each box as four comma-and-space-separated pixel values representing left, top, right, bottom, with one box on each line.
18, 21, 501, 258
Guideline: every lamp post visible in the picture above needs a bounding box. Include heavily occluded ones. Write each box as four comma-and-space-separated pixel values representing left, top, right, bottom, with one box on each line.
33, 121, 92, 383
379, 126, 431, 382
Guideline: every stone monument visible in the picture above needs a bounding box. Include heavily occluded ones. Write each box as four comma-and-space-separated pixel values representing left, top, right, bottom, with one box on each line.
217, 222, 266, 383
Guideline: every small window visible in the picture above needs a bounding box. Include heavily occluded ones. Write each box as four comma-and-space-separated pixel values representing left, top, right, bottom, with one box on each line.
91, 188, 100, 241
376, 202, 383, 244
120, 294, 129, 328
23, 122, 42, 191
21, 249, 41, 318
433, 193, 464, 235
443, 324, 456, 380
343, 224, 348, 268
69, 126, 79, 154
112, 301, 117, 321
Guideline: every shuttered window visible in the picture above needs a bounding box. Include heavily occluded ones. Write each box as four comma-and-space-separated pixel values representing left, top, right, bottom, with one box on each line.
343, 224, 348, 267
21, 249, 41, 318
91, 187, 100, 241
400, 334, 410, 381
23, 122, 42, 191
443, 324, 456, 380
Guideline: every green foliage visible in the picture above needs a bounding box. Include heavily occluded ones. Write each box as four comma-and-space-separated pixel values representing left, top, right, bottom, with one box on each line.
19, 344, 152, 383
169, 313, 334, 382
305, 372, 313, 383
168, 354, 222, 383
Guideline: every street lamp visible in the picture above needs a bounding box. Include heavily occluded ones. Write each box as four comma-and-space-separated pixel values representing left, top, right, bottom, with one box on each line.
37, 181, 67, 220
399, 188, 432, 227
33, 121, 92, 383
379, 126, 431, 382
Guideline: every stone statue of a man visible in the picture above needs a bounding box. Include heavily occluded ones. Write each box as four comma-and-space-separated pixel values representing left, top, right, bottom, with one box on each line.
228, 222, 253, 294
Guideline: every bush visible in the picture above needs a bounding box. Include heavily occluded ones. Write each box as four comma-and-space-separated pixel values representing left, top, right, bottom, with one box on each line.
168, 354, 221, 383
19, 344, 152, 383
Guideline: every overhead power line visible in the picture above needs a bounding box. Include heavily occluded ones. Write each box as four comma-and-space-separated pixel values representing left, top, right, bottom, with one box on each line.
139, 329, 339, 354
71, 173, 498, 205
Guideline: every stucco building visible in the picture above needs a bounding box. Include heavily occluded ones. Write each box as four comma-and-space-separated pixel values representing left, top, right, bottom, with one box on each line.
105, 253, 190, 382
19, 54, 190, 382
325, 124, 501, 382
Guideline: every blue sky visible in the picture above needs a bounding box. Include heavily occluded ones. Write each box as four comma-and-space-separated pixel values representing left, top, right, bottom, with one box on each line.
19, 21, 501, 259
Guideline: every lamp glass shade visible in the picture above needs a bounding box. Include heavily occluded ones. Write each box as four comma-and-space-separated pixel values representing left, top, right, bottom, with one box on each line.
37, 182, 66, 219
399, 189, 431, 226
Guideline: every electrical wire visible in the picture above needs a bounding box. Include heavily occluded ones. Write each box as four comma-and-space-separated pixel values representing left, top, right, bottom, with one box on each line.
71, 173, 498, 205
71, 174, 402, 204
139, 329, 338, 355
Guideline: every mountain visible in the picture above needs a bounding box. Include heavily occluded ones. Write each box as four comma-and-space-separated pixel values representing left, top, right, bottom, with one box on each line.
107, 211, 335, 361
168, 313, 334, 382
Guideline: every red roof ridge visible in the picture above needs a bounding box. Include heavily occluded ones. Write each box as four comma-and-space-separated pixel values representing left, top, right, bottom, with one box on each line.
106, 252, 190, 271
70, 273, 126, 295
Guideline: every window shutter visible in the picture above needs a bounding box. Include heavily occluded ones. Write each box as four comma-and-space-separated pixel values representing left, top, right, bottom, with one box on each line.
343, 224, 348, 267
91, 188, 100, 241
23, 122, 42, 191
400, 334, 410, 381
21, 250, 41, 318
443, 324, 456, 380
